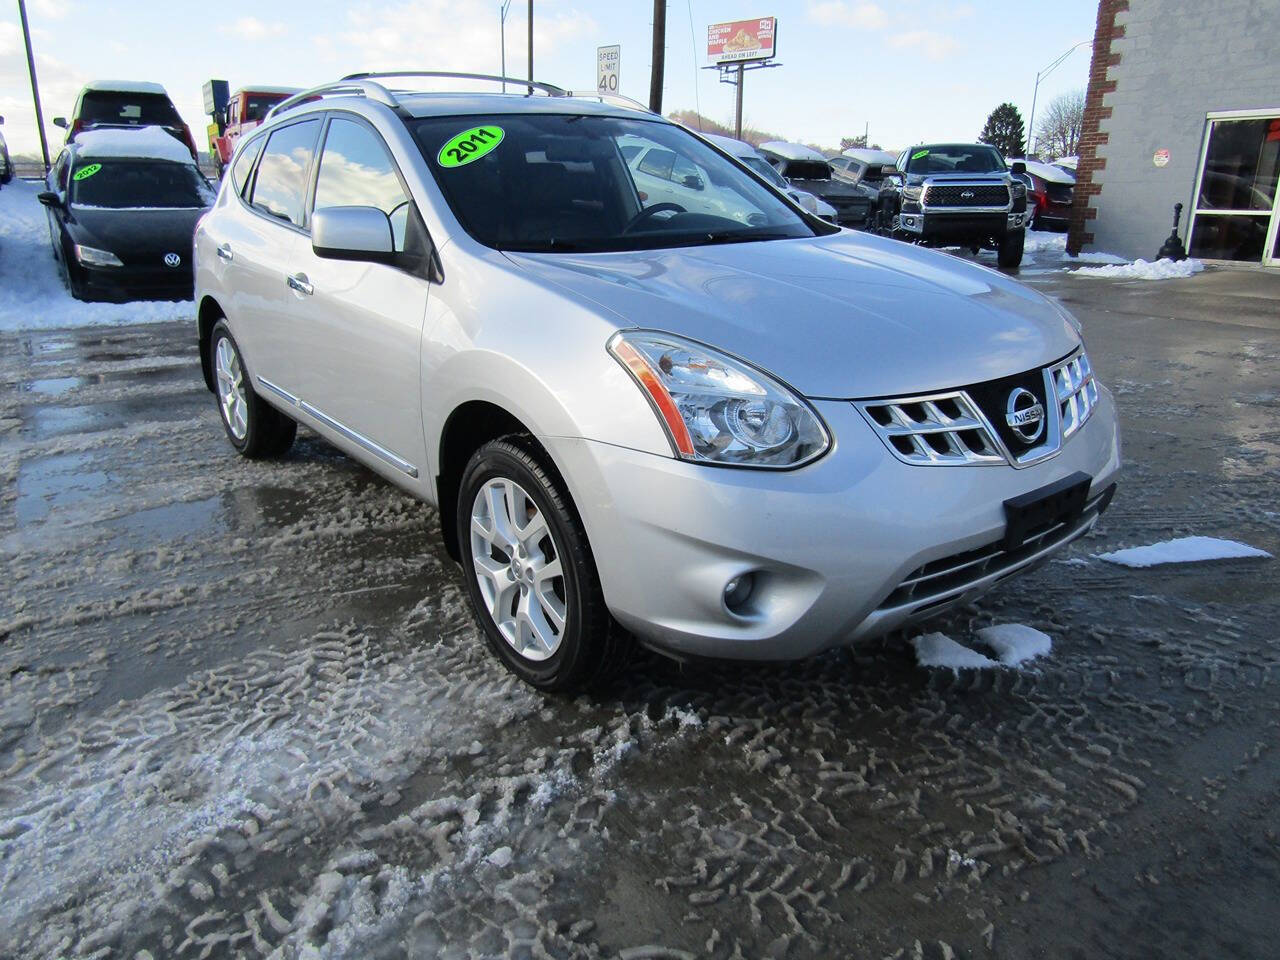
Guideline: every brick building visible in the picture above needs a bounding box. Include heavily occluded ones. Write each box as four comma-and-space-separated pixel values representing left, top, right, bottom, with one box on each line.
1068, 0, 1280, 266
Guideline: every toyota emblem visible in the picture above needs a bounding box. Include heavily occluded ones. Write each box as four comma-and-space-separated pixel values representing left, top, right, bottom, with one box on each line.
960, 190, 976, 200
1005, 388, 1046, 444
164, 252, 181, 268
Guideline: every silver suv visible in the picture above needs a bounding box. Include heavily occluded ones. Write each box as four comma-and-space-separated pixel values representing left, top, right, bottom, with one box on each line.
194, 73, 1120, 691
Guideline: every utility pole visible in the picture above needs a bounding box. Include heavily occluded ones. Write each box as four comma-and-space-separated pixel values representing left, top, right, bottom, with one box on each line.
1027, 40, 1089, 156
649, 0, 665, 113
17, 0, 51, 171
527, 0, 533, 94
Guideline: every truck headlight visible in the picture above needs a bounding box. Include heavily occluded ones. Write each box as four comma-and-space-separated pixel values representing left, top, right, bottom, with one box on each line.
902, 185, 923, 201
608, 331, 831, 469
74, 244, 123, 267
1011, 181, 1027, 198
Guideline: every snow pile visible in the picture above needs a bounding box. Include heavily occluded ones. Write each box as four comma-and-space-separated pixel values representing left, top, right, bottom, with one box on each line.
74, 126, 197, 165
1023, 230, 1067, 254
1070, 257, 1205, 280
0, 179, 193, 331
1098, 536, 1272, 568
912, 624, 1053, 672
975, 624, 1053, 666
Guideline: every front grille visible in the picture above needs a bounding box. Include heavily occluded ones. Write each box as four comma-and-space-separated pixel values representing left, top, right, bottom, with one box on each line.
858, 392, 1004, 465
1052, 353, 1098, 440
877, 486, 1113, 613
963, 366, 1052, 457
925, 184, 1009, 207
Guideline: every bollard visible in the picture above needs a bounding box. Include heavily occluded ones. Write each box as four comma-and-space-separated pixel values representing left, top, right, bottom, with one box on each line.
1156, 202, 1188, 262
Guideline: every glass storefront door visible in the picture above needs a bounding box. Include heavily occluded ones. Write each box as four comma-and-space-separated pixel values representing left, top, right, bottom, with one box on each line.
1189, 115, 1280, 265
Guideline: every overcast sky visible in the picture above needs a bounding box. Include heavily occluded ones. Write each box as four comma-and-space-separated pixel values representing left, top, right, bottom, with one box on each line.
0, 0, 1097, 159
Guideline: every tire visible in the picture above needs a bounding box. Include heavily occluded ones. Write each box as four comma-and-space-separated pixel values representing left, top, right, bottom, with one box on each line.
209, 319, 296, 458
457, 437, 632, 692
997, 228, 1025, 269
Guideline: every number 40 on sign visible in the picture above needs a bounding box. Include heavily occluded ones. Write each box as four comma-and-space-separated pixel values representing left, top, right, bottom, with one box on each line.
597, 45, 620, 93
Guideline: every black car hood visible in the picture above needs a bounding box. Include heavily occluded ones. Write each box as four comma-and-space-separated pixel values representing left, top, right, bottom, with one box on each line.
786, 177, 868, 199
65, 205, 207, 258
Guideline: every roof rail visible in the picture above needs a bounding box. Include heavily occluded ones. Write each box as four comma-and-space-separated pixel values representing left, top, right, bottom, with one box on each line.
341, 70, 569, 98
266, 79, 402, 120
562, 91, 656, 115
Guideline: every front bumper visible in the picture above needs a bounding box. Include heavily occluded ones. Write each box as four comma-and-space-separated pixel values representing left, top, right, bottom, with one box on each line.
544, 389, 1120, 661
899, 210, 1031, 238
78, 264, 193, 303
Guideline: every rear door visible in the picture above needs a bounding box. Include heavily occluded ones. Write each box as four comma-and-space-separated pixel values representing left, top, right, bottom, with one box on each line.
285, 113, 430, 483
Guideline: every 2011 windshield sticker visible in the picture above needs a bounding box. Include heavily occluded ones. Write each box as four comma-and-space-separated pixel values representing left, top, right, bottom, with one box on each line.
911, 149, 929, 161
73, 163, 102, 181
438, 126, 505, 168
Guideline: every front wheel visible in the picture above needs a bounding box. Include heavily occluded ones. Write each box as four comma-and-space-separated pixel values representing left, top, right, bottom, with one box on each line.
457, 438, 631, 692
210, 320, 296, 458
997, 229, 1025, 269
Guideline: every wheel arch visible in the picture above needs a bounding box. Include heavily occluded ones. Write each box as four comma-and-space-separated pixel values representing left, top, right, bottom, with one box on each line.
197, 295, 225, 393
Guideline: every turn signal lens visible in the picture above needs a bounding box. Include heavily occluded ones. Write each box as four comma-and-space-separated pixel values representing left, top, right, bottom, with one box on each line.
608, 331, 830, 469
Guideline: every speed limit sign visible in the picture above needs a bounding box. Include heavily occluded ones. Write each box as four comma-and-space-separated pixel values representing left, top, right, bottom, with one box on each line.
597, 45, 620, 94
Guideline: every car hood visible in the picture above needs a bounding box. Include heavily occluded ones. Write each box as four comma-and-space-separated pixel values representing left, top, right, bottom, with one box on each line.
787, 177, 867, 200
904, 171, 1011, 187
67, 205, 207, 254
507, 231, 1080, 399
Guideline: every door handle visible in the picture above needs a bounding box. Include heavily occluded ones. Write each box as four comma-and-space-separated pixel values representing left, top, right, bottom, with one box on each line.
286, 273, 313, 296
216, 243, 233, 262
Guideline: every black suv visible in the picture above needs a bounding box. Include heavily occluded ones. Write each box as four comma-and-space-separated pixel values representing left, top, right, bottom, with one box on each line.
876, 143, 1031, 268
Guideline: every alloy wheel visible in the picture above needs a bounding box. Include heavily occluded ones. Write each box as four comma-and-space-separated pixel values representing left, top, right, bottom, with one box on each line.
469, 477, 568, 661
214, 336, 248, 440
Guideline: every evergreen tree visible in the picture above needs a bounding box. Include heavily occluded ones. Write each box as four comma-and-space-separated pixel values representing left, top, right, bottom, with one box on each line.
978, 103, 1027, 158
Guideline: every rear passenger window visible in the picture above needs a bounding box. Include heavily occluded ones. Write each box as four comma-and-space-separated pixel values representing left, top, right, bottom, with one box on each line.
313, 117, 412, 250
248, 119, 320, 228
229, 135, 265, 197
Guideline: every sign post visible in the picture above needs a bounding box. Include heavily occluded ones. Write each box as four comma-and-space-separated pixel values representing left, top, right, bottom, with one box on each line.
705, 17, 779, 141
597, 45, 620, 96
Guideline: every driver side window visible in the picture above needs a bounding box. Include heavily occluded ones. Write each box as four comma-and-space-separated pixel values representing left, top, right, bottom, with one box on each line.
313, 116, 413, 251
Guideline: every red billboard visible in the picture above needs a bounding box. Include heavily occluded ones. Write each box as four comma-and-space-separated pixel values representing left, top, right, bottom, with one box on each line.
707, 17, 777, 65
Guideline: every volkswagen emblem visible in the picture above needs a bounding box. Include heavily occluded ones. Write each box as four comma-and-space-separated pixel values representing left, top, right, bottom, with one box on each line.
1005, 387, 1045, 444
163, 252, 181, 268
960, 190, 976, 200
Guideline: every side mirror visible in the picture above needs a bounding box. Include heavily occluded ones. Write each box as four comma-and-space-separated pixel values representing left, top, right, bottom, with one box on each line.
880, 164, 902, 179
681, 174, 704, 191
312, 206, 395, 264
1011, 160, 1027, 176
53, 116, 67, 129
37, 191, 62, 208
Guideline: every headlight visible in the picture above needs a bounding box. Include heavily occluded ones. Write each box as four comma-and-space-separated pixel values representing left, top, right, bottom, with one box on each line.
608, 331, 830, 469
74, 244, 123, 267
1010, 181, 1027, 198
902, 185, 923, 201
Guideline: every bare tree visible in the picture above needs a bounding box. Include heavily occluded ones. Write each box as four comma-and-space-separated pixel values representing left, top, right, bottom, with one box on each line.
1035, 90, 1085, 159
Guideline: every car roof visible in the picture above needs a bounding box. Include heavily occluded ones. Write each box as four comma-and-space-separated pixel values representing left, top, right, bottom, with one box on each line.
71, 126, 195, 165
235, 86, 302, 97
1016, 158, 1075, 183
841, 147, 896, 165
389, 91, 658, 122
700, 132, 757, 158
81, 80, 169, 96
757, 140, 827, 162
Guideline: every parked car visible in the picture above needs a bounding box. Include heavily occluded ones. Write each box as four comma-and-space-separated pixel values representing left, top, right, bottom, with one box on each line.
195, 74, 1119, 692
757, 141, 876, 228
621, 137, 766, 226
878, 142, 1032, 268
1012, 158, 1075, 231
207, 85, 299, 178
1051, 156, 1078, 177
54, 81, 199, 160
39, 126, 215, 301
0, 116, 12, 185
830, 147, 897, 191
701, 133, 836, 223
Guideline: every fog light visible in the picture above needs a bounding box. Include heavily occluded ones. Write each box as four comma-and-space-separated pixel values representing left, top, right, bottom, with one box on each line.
724, 573, 755, 612
904, 216, 916, 227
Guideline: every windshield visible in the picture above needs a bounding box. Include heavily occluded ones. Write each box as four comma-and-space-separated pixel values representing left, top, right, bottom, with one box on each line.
79, 92, 182, 127
70, 160, 214, 208
412, 114, 820, 253
740, 155, 787, 189
779, 160, 831, 181
905, 144, 1007, 175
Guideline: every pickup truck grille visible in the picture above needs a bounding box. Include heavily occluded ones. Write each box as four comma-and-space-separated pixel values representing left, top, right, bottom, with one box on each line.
925, 184, 1009, 207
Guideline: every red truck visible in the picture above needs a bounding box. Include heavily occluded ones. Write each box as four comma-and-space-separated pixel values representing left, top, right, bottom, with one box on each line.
204, 81, 299, 177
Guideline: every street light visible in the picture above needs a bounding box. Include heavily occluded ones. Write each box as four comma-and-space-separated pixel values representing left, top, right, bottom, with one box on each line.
499, 0, 513, 91
1027, 39, 1090, 157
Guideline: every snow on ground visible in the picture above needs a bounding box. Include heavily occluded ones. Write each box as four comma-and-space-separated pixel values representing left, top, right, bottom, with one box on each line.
913, 624, 1053, 672
0, 179, 193, 331
1016, 230, 1126, 267
1070, 257, 1205, 280
1098, 536, 1272, 568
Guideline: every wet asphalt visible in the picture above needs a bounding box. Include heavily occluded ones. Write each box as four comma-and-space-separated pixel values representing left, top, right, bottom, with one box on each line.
1, 265, 1278, 959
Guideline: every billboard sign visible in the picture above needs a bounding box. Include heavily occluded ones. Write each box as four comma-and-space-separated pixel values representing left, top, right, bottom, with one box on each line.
707, 17, 777, 65
597, 44, 620, 93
